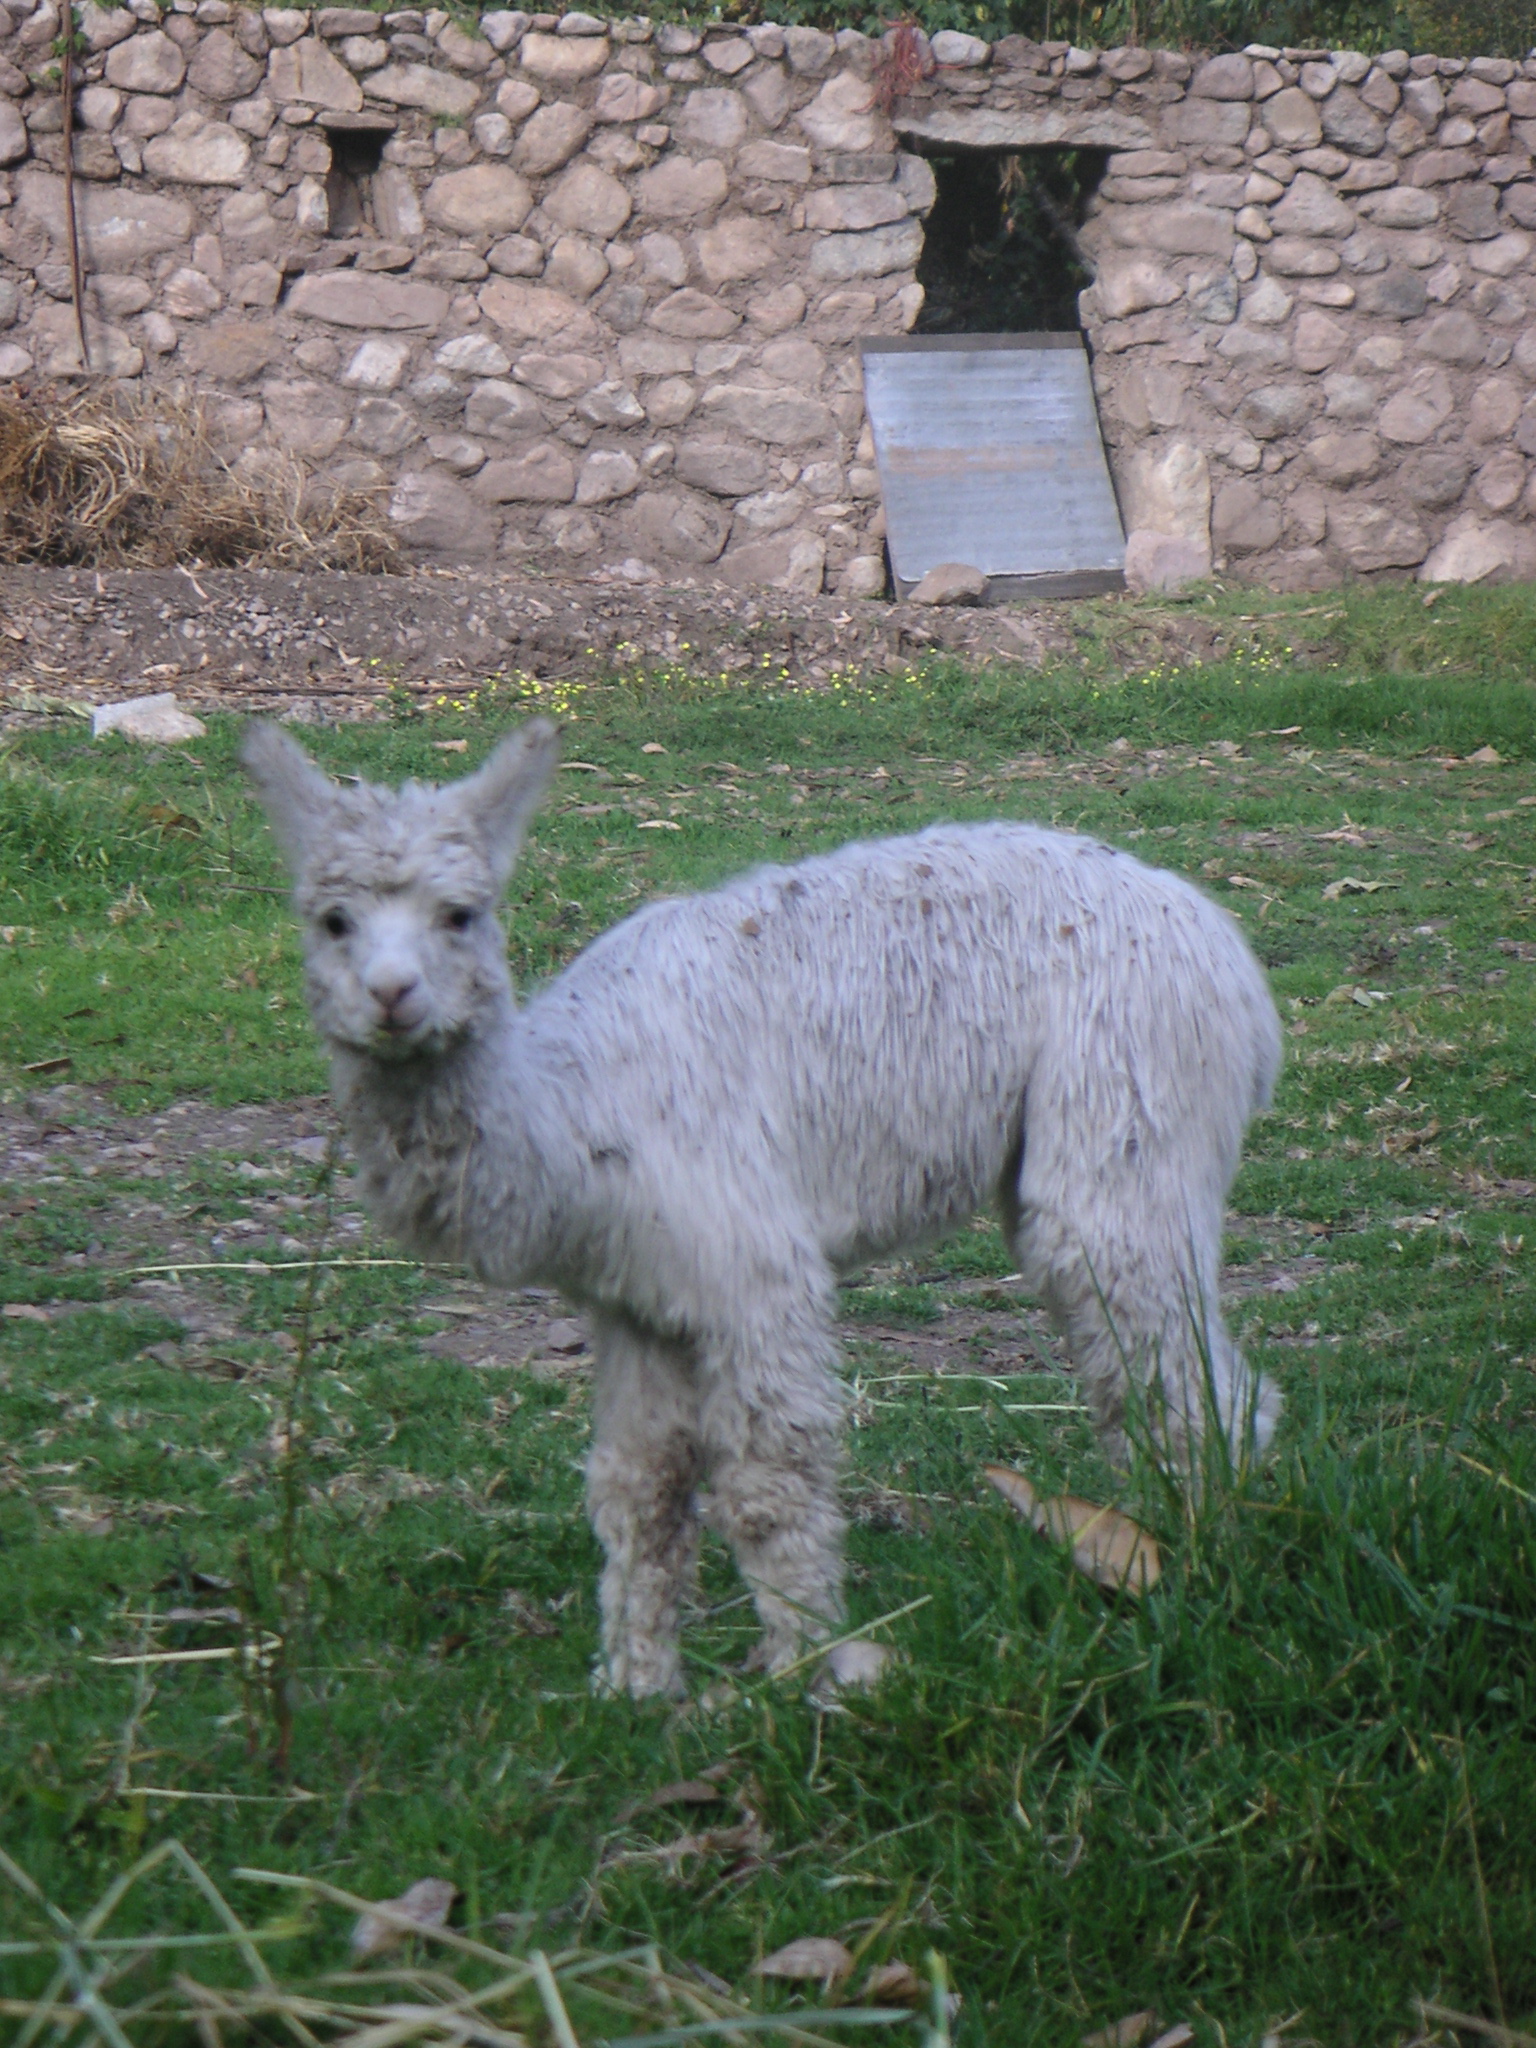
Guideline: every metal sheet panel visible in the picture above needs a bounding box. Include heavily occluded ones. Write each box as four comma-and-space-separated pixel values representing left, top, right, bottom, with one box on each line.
860, 333, 1126, 600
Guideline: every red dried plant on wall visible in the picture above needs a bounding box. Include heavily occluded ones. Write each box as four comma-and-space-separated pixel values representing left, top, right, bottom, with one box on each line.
873, 18, 936, 113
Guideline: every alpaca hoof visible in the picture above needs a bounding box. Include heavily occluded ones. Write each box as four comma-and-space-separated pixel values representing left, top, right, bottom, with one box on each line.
810, 1638, 895, 1699
591, 1655, 686, 1702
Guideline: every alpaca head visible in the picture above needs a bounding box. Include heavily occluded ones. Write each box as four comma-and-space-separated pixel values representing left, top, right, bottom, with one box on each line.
243, 719, 559, 1060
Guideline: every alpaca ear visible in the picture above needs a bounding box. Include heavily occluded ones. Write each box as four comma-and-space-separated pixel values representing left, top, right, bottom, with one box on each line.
456, 718, 560, 886
241, 720, 337, 872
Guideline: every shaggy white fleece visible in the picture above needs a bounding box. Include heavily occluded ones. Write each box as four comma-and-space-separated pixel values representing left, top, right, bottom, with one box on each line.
245, 718, 1282, 1699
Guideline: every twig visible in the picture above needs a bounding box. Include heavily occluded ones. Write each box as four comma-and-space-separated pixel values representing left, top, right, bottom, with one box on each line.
532, 1950, 583, 2048
1416, 2005, 1536, 2048
59, 5, 89, 372
768, 1595, 933, 1684
125, 1258, 421, 1276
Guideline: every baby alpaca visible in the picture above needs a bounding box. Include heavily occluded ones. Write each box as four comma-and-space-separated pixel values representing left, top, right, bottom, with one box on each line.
245, 719, 1282, 1699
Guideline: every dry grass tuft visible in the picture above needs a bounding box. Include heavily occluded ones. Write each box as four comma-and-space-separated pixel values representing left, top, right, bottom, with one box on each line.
0, 383, 399, 573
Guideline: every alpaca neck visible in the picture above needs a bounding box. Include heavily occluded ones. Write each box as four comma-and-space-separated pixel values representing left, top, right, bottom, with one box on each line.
331, 987, 562, 1283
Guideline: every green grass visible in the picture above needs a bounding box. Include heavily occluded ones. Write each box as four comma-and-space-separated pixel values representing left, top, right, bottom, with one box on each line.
4, 581, 1536, 2045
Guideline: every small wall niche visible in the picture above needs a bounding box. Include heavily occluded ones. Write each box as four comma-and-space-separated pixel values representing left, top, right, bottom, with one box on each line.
321, 119, 393, 236
912, 148, 1107, 336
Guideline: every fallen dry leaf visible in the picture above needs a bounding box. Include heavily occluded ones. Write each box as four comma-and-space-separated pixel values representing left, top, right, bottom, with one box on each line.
350, 1877, 457, 1960
636, 819, 681, 831
1322, 876, 1391, 900
1082, 2014, 1158, 2048
754, 1937, 854, 1986
864, 1960, 925, 2006
1466, 746, 1503, 765
1149, 2027, 1194, 2048
3, 1304, 50, 1324
984, 1468, 1161, 1596
433, 739, 468, 754
647, 1779, 726, 1810
641, 741, 667, 754
1324, 984, 1388, 1009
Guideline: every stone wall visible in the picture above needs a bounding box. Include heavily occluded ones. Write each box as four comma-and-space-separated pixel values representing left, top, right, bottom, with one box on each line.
0, 2, 1534, 593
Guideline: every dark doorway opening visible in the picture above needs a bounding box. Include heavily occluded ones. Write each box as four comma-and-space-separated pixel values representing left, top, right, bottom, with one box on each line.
322, 121, 391, 236
913, 148, 1107, 335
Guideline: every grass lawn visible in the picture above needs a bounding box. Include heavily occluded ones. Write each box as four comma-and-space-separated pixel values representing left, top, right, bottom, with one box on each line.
3, 581, 1536, 2047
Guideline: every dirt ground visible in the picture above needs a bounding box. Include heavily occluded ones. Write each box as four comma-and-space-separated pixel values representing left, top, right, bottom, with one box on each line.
0, 564, 1242, 724
3, 1085, 1318, 1402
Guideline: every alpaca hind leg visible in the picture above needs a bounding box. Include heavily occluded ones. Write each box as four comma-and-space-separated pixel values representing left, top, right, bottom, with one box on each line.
585, 1315, 702, 1700
700, 1335, 847, 1677
1014, 1105, 1277, 1478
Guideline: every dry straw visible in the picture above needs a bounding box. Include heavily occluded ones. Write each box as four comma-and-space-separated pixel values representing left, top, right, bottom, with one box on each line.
0, 383, 398, 572
0, 1839, 910, 2047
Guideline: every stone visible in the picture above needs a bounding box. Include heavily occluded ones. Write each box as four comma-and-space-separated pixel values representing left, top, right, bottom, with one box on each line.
1358, 185, 1440, 228
1122, 437, 1210, 552
1337, 159, 1398, 192
1398, 445, 1471, 506
594, 70, 665, 122
1518, 394, 1536, 457
700, 383, 834, 447
187, 26, 265, 97
781, 23, 833, 73
839, 555, 887, 598
1419, 511, 1519, 583
92, 693, 205, 743
475, 440, 576, 502
473, 112, 514, 155
368, 164, 423, 241
649, 287, 738, 338
697, 213, 782, 285
1354, 267, 1429, 319
1319, 86, 1385, 153
228, 95, 278, 137
739, 139, 813, 182
1446, 182, 1501, 241
0, 101, 27, 166
1243, 273, 1293, 324
0, 342, 35, 379
181, 318, 280, 381
365, 62, 479, 115
1501, 186, 1536, 232
1271, 170, 1355, 236
513, 349, 603, 396
572, 448, 639, 503
1216, 324, 1291, 367
32, 303, 144, 379
674, 439, 767, 495
342, 335, 414, 388
120, 98, 179, 140
1094, 252, 1184, 318
1475, 449, 1525, 509
1469, 230, 1532, 277
1378, 365, 1455, 442
495, 76, 541, 121
1262, 84, 1323, 147
1327, 500, 1428, 569
435, 335, 512, 379
424, 164, 532, 235
316, 8, 381, 34
390, 467, 500, 556
810, 218, 925, 280
104, 28, 186, 91
1469, 376, 1522, 439
262, 376, 350, 456
514, 101, 592, 174
675, 86, 747, 151
544, 235, 607, 298
18, 167, 193, 265
749, 282, 807, 333
1185, 268, 1238, 322
288, 270, 449, 328
1123, 531, 1212, 592
266, 35, 365, 108
339, 33, 387, 69
636, 154, 728, 219
797, 70, 885, 153
1212, 477, 1283, 550
1304, 429, 1381, 483
518, 28, 607, 81
479, 277, 599, 345
1293, 308, 1349, 370
631, 487, 730, 561
930, 28, 988, 67
436, 19, 493, 70
1408, 147, 1480, 186
1106, 201, 1234, 257
909, 560, 988, 603
76, 3, 135, 51
163, 265, 222, 316
1416, 309, 1485, 365
545, 159, 632, 238
344, 396, 417, 455
91, 274, 153, 316
262, 9, 310, 46
805, 183, 909, 232
1237, 382, 1315, 438
1191, 52, 1254, 99
463, 378, 544, 437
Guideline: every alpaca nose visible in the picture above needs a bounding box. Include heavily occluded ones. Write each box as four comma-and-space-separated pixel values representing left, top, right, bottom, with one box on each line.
369, 972, 419, 1022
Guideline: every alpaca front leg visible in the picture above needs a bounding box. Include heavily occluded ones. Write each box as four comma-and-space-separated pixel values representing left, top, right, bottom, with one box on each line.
585, 1316, 702, 1700
701, 1353, 848, 1676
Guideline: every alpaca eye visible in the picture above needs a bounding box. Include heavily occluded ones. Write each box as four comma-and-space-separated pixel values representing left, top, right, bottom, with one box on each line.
322, 910, 351, 939
446, 906, 476, 932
